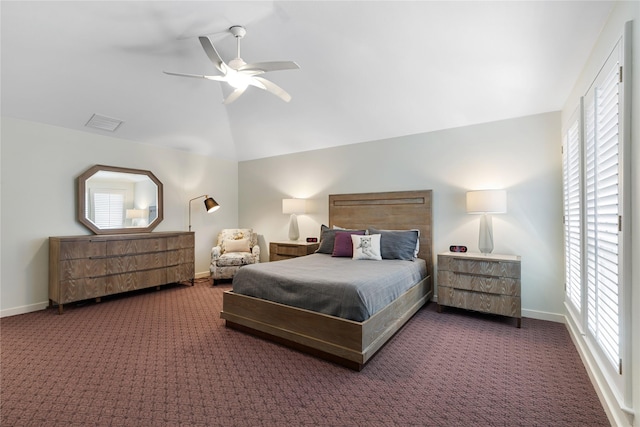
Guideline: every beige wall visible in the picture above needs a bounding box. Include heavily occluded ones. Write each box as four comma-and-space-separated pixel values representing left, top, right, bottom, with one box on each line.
0, 117, 238, 316
239, 111, 564, 320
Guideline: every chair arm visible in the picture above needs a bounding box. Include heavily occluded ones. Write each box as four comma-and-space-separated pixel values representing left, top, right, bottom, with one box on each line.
211, 246, 222, 260
252, 244, 261, 258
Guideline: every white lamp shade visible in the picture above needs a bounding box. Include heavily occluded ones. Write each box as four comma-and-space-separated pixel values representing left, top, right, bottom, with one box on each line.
126, 209, 146, 219
282, 198, 307, 214
466, 190, 507, 214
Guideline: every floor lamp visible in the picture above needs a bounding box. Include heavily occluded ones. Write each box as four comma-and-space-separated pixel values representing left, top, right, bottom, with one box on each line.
189, 195, 220, 231
466, 190, 507, 254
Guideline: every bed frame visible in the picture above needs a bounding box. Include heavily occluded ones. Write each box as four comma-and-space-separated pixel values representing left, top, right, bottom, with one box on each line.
220, 190, 433, 370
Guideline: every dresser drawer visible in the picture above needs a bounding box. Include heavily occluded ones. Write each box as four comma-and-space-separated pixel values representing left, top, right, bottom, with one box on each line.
106, 237, 167, 256
167, 234, 195, 250
439, 257, 520, 278
59, 240, 106, 260
273, 244, 303, 257
105, 269, 167, 294
438, 286, 521, 318
269, 242, 319, 261
107, 252, 168, 274
59, 258, 107, 280
59, 278, 106, 303
166, 263, 194, 283
438, 270, 520, 296
167, 249, 185, 266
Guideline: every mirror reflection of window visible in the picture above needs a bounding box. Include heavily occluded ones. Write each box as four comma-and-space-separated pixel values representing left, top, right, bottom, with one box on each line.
89, 190, 125, 229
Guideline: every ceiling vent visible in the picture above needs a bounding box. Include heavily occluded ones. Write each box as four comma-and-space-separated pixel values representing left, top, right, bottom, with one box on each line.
85, 114, 123, 132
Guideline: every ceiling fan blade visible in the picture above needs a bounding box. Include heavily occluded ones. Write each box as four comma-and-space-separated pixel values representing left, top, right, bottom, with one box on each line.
238, 61, 300, 73
253, 76, 292, 102
223, 87, 247, 105
164, 71, 230, 86
163, 71, 209, 79
204, 75, 228, 82
198, 36, 227, 73
247, 77, 267, 90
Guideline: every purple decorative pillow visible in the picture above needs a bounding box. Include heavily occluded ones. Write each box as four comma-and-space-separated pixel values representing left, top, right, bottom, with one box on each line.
332, 231, 365, 257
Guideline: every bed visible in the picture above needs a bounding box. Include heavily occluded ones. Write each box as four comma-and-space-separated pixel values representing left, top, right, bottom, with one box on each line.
220, 190, 433, 370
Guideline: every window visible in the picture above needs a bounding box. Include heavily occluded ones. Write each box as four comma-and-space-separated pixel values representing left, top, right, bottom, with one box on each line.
563, 116, 581, 314
584, 53, 621, 371
562, 28, 630, 403
89, 190, 125, 229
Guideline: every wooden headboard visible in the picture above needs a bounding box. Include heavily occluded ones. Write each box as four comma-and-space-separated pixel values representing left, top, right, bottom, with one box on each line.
328, 190, 433, 286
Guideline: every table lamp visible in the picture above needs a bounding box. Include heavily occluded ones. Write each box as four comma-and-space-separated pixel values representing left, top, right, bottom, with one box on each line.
282, 198, 307, 241
466, 190, 507, 254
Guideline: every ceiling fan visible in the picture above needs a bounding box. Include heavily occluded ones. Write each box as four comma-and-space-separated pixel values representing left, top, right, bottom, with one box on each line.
164, 25, 299, 104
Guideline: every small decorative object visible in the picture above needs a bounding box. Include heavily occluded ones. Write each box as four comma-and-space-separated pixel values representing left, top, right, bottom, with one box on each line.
282, 198, 307, 240
466, 190, 507, 254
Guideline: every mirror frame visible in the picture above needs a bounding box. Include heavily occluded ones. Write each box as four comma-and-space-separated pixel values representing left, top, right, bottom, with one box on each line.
77, 164, 164, 235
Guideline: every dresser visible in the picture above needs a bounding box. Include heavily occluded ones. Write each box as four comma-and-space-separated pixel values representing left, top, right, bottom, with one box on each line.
49, 232, 194, 314
269, 241, 319, 261
437, 252, 521, 327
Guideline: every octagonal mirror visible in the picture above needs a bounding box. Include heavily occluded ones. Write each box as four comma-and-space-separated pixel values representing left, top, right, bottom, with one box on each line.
77, 165, 163, 234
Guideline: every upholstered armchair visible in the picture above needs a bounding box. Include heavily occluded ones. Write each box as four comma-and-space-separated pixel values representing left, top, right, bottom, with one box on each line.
210, 228, 260, 285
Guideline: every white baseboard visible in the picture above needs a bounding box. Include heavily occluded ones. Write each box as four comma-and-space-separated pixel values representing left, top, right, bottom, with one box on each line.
564, 306, 634, 427
521, 308, 565, 323
0, 301, 49, 318
432, 294, 565, 324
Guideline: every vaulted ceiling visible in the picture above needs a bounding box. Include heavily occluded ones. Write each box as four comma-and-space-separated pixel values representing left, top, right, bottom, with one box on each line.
1, 1, 614, 161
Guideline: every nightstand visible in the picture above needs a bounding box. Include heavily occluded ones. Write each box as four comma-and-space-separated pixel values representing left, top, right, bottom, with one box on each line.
437, 252, 522, 327
269, 241, 319, 261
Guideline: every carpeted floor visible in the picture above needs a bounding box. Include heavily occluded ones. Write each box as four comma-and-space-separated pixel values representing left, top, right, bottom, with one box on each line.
1, 279, 610, 426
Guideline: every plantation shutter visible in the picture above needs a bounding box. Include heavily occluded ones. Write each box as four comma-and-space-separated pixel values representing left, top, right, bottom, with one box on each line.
563, 118, 581, 313
583, 52, 621, 371
93, 191, 125, 229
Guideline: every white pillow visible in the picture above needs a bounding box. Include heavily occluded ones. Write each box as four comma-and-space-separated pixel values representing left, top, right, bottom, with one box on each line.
224, 238, 250, 253
351, 234, 382, 260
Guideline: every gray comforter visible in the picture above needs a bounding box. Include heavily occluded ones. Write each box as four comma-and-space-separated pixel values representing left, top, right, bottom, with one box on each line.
231, 253, 427, 322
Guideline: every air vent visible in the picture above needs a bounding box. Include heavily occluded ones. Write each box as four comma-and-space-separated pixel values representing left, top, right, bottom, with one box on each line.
85, 114, 123, 132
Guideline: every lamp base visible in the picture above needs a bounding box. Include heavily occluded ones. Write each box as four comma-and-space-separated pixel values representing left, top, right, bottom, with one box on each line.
478, 214, 494, 254
288, 213, 300, 241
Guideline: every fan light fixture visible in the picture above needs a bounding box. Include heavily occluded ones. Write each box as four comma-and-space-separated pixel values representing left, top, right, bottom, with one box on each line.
164, 25, 299, 104
189, 195, 220, 231
224, 70, 251, 90
466, 190, 507, 254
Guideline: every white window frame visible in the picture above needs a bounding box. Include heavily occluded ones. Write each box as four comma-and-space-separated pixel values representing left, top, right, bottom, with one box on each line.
562, 23, 632, 409
562, 107, 583, 320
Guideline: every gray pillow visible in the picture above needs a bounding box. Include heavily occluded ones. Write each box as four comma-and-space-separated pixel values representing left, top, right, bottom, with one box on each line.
367, 227, 419, 260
